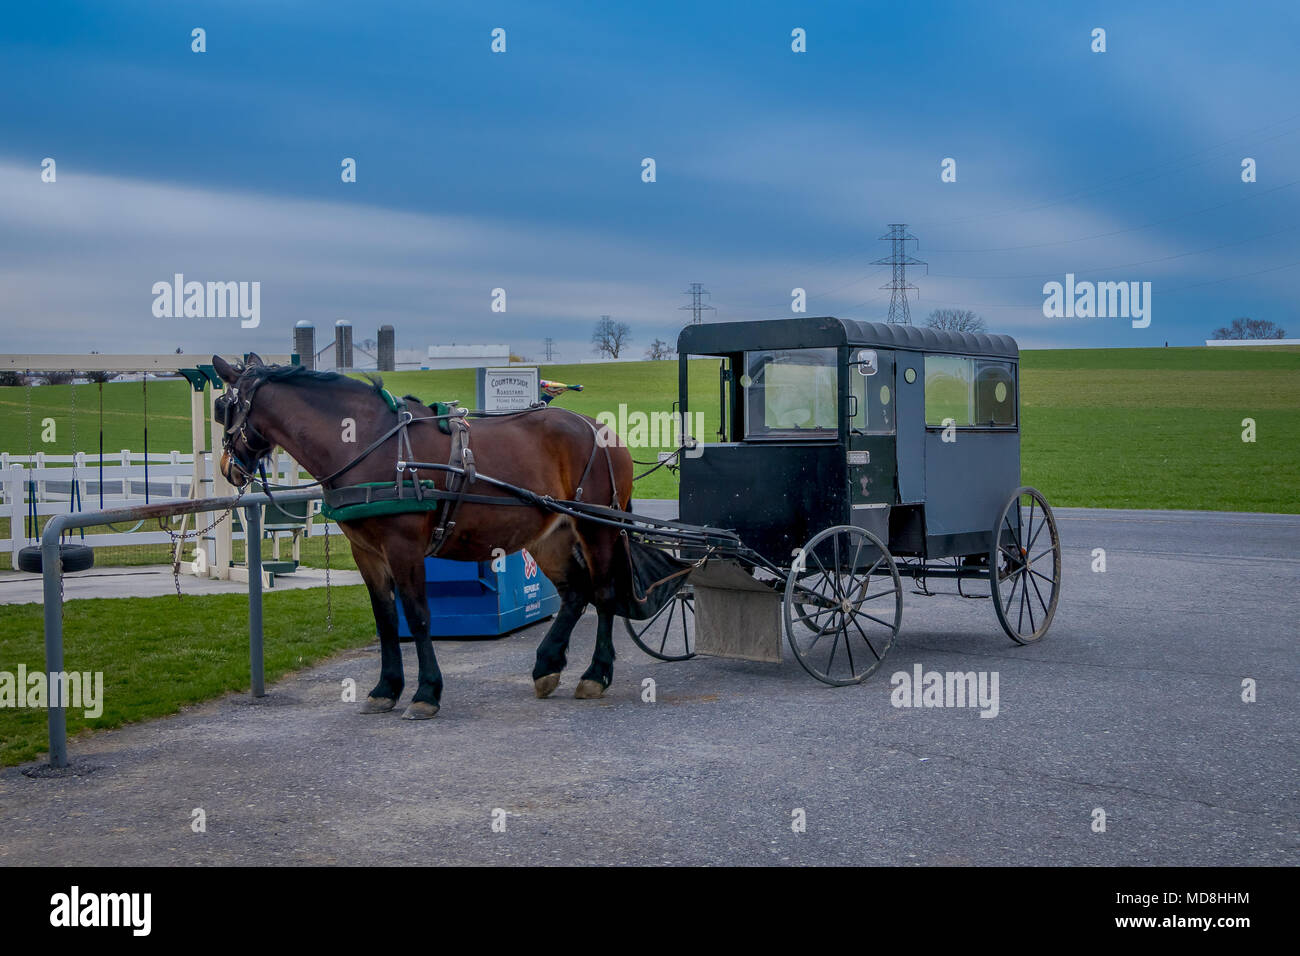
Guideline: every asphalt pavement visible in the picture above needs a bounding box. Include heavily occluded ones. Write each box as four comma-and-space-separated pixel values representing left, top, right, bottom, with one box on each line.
1, 506, 1295, 865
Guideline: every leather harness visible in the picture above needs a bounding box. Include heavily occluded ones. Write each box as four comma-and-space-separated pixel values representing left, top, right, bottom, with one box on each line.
219, 375, 621, 557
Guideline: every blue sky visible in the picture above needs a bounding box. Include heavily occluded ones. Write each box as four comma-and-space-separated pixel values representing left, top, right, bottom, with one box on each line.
2, 0, 1298, 359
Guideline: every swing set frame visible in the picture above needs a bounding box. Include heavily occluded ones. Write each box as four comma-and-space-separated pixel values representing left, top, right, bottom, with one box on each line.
1, 353, 290, 573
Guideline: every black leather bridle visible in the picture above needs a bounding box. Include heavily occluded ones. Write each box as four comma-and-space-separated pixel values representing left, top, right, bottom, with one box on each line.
215, 378, 275, 484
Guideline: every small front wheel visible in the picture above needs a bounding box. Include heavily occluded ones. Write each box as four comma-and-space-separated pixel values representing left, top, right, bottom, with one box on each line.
624, 587, 696, 661
784, 526, 902, 685
990, 486, 1062, 644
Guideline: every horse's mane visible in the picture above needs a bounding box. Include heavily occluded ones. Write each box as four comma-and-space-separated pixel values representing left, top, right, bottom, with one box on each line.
243, 363, 386, 397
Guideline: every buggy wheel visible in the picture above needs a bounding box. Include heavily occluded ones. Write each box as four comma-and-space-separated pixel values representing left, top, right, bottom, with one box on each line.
793, 568, 839, 636
784, 526, 901, 685
990, 486, 1062, 644
624, 586, 695, 661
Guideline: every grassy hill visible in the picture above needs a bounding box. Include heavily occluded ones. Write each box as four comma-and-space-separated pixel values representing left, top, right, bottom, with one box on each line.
2, 347, 1296, 512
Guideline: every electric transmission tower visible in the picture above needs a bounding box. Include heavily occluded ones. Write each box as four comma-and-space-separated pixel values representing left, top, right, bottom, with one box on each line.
543, 337, 555, 362
871, 224, 928, 325
679, 282, 716, 324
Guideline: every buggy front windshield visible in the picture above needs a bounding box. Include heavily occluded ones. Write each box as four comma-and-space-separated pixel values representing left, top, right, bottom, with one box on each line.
742, 348, 838, 438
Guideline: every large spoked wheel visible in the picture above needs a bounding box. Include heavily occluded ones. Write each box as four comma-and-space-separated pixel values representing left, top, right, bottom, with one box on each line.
793, 568, 839, 636
624, 586, 696, 661
990, 486, 1062, 644
783, 526, 902, 685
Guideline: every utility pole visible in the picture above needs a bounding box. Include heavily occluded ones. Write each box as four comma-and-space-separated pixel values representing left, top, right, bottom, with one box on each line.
543, 337, 555, 362
872, 224, 928, 325
679, 282, 716, 324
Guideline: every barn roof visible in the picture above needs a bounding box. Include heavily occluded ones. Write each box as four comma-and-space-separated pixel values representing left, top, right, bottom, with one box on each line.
677, 316, 1019, 359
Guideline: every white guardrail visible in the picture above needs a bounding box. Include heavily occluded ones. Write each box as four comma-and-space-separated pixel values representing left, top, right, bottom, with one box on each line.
1, 451, 337, 566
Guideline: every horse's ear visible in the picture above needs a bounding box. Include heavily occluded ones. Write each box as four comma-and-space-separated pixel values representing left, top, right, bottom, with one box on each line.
245, 351, 266, 368
212, 355, 241, 385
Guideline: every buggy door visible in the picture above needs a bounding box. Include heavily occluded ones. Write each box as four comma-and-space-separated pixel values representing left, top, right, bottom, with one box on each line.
846, 348, 897, 540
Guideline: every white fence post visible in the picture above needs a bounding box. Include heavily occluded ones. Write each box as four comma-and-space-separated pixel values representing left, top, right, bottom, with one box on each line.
6, 466, 24, 569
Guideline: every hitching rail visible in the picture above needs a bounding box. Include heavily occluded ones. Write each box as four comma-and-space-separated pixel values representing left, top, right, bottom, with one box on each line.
39, 489, 323, 768
37, 468, 763, 769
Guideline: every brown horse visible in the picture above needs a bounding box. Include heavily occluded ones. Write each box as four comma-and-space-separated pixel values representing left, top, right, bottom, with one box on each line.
211, 353, 633, 718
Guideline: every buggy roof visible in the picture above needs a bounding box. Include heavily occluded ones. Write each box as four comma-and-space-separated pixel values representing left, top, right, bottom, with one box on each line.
678, 316, 1019, 360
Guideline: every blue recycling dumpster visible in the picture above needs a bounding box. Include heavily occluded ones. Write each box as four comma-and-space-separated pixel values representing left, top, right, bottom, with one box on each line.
396, 548, 560, 638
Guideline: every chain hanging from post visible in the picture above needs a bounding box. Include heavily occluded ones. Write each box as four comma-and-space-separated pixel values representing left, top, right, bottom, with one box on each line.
158, 485, 249, 600
68, 372, 83, 542
323, 514, 333, 632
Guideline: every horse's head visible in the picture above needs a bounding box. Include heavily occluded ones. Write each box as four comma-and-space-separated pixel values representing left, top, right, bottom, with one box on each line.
212, 352, 276, 488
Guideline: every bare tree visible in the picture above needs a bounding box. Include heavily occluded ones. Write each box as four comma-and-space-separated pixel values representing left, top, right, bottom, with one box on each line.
1212, 317, 1286, 340
926, 308, 986, 333
86, 371, 117, 384
0, 371, 28, 387
43, 371, 75, 385
645, 338, 674, 360
591, 315, 631, 359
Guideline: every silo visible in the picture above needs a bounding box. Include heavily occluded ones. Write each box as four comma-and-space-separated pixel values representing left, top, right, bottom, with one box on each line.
293, 320, 316, 369
378, 325, 396, 371
334, 319, 353, 371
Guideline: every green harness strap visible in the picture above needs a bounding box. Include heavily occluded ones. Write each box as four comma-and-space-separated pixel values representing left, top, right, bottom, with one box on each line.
321, 480, 444, 522
322, 392, 471, 521
378, 388, 458, 436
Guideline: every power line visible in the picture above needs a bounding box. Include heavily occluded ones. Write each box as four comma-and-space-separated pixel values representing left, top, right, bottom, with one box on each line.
679, 282, 716, 324
872, 224, 927, 324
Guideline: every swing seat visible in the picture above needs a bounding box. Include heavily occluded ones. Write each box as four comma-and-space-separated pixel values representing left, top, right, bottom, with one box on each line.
17, 543, 95, 574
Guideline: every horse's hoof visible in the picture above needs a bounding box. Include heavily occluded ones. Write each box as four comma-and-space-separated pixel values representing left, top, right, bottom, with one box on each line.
402, 701, 440, 720
360, 696, 397, 714
574, 679, 606, 700
534, 673, 561, 699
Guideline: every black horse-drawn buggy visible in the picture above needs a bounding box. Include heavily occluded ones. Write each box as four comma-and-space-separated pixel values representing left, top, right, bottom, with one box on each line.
214, 316, 1062, 712
622, 316, 1063, 685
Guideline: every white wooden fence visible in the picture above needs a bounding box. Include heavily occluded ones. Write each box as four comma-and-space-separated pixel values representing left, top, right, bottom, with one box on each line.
1, 450, 334, 568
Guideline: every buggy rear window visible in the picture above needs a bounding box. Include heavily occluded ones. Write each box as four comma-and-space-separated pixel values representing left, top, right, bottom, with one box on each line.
925, 356, 1016, 427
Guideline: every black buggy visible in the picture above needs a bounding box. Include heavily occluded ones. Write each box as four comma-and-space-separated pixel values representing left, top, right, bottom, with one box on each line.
623, 316, 1063, 685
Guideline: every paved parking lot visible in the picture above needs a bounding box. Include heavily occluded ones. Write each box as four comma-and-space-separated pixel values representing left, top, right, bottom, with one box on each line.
1, 507, 1295, 865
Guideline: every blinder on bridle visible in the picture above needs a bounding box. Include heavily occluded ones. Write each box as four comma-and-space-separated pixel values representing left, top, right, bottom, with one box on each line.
216, 375, 274, 482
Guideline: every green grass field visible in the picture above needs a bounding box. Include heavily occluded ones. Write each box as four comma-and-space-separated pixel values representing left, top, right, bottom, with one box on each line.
1, 346, 1296, 512
0, 586, 374, 766
1018, 347, 1299, 512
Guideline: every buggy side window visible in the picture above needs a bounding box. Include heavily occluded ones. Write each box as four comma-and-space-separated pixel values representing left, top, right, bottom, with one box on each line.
850, 350, 895, 434
974, 361, 1016, 426
925, 356, 1017, 428
925, 356, 974, 426
742, 348, 838, 438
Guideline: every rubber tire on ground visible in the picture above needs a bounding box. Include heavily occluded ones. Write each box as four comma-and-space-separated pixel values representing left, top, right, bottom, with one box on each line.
16, 544, 95, 574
